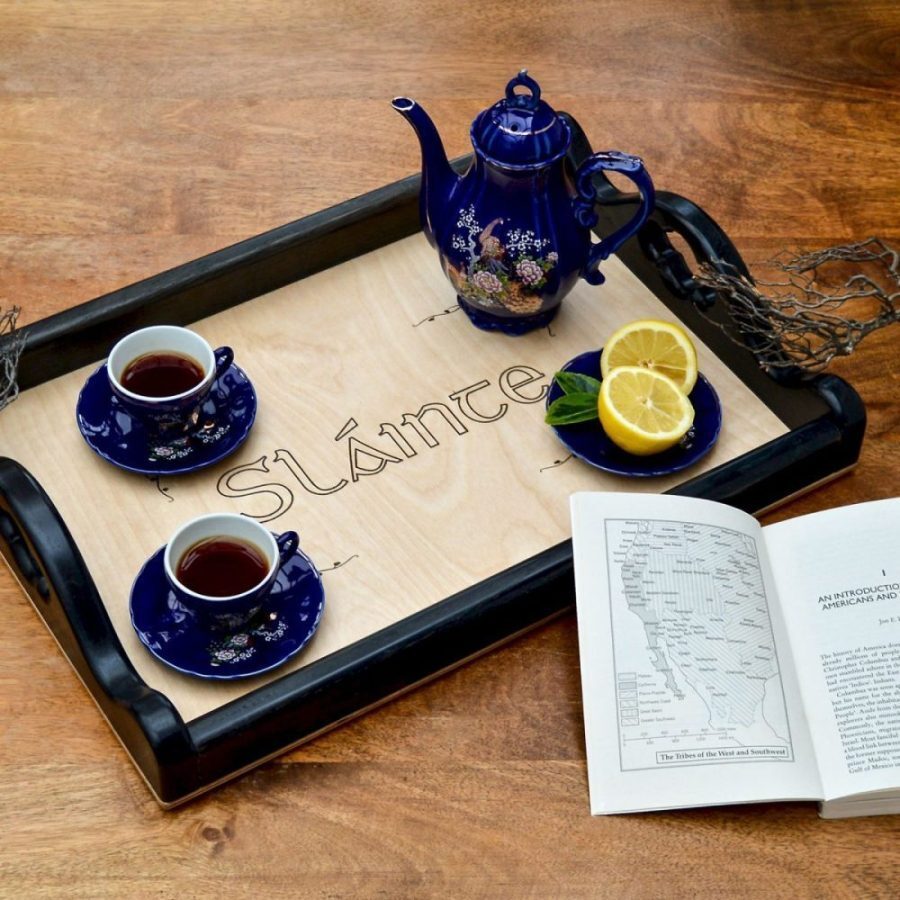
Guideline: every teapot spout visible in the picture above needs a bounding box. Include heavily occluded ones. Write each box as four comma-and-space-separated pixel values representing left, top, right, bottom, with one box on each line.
392, 97, 459, 247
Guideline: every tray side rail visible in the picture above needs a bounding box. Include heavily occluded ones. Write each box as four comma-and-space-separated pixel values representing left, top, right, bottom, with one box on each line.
0, 458, 197, 802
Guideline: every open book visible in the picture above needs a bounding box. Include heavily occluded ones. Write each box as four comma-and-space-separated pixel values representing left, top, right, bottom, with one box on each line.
570, 493, 900, 819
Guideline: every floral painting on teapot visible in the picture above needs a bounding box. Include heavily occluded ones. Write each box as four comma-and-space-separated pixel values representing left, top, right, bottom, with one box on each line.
446, 205, 558, 317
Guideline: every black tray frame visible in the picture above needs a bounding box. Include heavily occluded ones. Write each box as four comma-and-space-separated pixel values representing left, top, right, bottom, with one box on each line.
0, 116, 865, 806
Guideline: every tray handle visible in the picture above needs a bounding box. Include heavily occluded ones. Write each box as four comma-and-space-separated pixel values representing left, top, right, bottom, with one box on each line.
0, 457, 197, 802
639, 193, 750, 307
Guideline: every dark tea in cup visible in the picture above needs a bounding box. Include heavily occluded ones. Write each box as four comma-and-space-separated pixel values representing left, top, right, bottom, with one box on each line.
176, 537, 270, 597
107, 326, 234, 435
121, 352, 205, 398
163, 512, 300, 628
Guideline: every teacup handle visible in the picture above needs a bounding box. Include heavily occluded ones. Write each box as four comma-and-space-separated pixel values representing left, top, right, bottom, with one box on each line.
276, 531, 299, 565
214, 346, 234, 378
573, 151, 655, 286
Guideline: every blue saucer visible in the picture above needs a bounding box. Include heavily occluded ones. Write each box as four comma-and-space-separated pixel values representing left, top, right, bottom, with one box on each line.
76, 362, 257, 476
130, 546, 325, 680
546, 349, 722, 478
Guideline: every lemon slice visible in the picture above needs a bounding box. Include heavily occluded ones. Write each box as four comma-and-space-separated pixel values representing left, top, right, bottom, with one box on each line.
598, 367, 695, 456
600, 319, 698, 394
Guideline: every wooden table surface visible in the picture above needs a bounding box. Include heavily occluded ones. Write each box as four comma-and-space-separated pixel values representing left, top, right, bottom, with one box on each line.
1, 1, 898, 897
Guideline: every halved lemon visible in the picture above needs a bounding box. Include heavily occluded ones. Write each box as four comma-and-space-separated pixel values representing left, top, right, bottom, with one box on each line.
600, 319, 698, 394
598, 366, 695, 456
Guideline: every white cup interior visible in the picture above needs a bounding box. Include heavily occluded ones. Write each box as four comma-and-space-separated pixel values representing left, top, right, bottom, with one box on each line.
163, 513, 278, 601
107, 326, 216, 401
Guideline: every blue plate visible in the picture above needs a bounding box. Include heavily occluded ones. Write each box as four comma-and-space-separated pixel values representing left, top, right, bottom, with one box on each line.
546, 349, 722, 477
76, 362, 257, 476
130, 546, 325, 680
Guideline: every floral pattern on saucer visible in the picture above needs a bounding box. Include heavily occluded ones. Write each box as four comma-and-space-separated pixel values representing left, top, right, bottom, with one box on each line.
148, 419, 232, 464
207, 614, 289, 667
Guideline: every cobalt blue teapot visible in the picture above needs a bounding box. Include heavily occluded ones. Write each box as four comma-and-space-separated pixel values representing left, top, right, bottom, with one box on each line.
393, 71, 655, 334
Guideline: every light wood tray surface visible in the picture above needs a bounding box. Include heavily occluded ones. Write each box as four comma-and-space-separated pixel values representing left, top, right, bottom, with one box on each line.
1, 234, 787, 721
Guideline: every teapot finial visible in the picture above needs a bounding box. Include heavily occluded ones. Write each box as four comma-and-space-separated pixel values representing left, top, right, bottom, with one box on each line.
505, 70, 541, 108
469, 71, 568, 169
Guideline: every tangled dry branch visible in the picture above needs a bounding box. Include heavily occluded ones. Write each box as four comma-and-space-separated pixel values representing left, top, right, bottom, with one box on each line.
694, 238, 899, 373
0, 306, 23, 411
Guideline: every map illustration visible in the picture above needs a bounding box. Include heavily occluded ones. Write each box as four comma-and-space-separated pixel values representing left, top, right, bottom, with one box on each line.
606, 519, 794, 771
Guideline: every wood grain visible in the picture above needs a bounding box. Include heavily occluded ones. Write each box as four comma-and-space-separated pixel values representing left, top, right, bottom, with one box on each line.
1, 0, 899, 896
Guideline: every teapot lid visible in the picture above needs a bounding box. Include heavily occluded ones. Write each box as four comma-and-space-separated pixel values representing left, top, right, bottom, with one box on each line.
471, 71, 571, 169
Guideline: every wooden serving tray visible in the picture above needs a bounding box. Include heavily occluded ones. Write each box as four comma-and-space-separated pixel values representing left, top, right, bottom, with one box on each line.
0, 117, 865, 806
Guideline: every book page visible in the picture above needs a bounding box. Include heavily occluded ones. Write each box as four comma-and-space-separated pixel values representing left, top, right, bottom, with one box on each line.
764, 498, 900, 801
571, 493, 821, 814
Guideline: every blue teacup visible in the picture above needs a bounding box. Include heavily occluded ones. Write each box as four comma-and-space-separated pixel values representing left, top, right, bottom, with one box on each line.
163, 513, 300, 630
107, 325, 233, 435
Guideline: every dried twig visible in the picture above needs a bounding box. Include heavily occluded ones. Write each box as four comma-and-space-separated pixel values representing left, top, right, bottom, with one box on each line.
0, 307, 23, 411
694, 238, 899, 373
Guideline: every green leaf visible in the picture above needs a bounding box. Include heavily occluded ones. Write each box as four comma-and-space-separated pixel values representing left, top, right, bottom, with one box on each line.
553, 370, 602, 396
544, 392, 600, 425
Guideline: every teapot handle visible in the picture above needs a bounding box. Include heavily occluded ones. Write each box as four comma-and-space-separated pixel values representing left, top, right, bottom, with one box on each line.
573, 151, 655, 285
